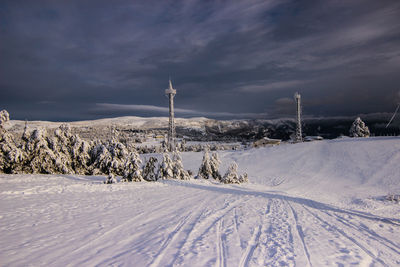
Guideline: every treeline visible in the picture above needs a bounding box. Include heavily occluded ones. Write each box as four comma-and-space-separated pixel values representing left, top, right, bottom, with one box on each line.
0, 110, 247, 184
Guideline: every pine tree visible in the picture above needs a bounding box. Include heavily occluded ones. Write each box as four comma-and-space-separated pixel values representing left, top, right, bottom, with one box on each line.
172, 151, 190, 180
197, 149, 212, 179
24, 128, 58, 174
221, 162, 241, 184
122, 151, 143, 182
0, 127, 24, 173
210, 152, 222, 180
143, 157, 158, 181
158, 153, 174, 179
349, 117, 370, 137
239, 172, 249, 183
89, 139, 128, 176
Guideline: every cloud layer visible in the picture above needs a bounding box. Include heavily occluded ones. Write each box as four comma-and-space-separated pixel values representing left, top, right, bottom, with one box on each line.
1, 0, 399, 121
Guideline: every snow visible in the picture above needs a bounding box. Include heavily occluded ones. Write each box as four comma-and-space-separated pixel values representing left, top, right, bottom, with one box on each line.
1, 137, 400, 266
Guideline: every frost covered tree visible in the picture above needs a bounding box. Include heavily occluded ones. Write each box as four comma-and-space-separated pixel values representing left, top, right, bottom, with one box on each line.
143, 157, 158, 181
0, 119, 24, 173
23, 128, 59, 174
172, 151, 190, 180
197, 149, 212, 179
238, 172, 249, 183
158, 153, 174, 179
349, 117, 370, 137
122, 151, 143, 182
221, 162, 241, 184
0, 110, 10, 127
210, 152, 222, 180
90, 139, 128, 176
51, 124, 91, 174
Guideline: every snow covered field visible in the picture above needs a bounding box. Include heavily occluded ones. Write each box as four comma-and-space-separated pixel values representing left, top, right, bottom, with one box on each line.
1, 137, 399, 266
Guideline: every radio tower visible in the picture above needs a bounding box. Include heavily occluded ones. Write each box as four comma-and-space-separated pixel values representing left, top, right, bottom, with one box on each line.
294, 92, 303, 142
165, 79, 177, 151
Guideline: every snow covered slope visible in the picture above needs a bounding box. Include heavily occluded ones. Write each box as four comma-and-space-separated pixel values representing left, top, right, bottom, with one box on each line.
1, 137, 399, 266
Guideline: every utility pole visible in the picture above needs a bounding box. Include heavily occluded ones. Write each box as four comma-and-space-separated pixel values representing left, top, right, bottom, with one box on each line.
294, 92, 302, 142
165, 79, 177, 151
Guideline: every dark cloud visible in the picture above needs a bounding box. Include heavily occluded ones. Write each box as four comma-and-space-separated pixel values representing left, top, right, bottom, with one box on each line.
1, 0, 399, 121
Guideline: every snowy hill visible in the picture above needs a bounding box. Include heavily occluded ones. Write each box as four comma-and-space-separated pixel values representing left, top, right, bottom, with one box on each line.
6, 113, 400, 143
1, 137, 399, 266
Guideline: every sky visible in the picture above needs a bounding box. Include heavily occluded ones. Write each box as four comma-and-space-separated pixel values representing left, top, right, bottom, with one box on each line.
1, 0, 400, 121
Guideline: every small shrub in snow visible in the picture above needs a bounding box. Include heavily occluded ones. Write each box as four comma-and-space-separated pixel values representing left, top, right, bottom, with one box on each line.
143, 157, 158, 181
221, 162, 248, 184
239, 172, 249, 183
104, 174, 117, 184
158, 153, 174, 180
349, 117, 370, 137
172, 151, 190, 180
197, 149, 213, 179
221, 162, 240, 184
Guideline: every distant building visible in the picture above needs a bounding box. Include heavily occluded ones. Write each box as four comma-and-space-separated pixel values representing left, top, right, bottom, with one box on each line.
253, 137, 281, 147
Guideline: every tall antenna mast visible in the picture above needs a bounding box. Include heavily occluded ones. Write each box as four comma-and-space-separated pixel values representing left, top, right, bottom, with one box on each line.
165, 78, 177, 151
294, 92, 302, 142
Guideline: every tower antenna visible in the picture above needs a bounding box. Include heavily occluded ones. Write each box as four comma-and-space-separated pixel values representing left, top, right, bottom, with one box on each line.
165, 78, 177, 151
294, 92, 302, 142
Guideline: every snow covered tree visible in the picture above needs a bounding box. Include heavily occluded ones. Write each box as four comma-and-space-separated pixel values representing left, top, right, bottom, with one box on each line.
221, 162, 240, 184
197, 149, 212, 179
143, 157, 158, 181
122, 151, 143, 182
210, 152, 222, 180
104, 173, 117, 184
0, 110, 9, 127
51, 124, 91, 174
158, 153, 174, 179
89, 139, 128, 176
0, 126, 24, 173
23, 128, 58, 174
89, 142, 112, 175
239, 172, 249, 183
349, 117, 370, 137
172, 151, 190, 180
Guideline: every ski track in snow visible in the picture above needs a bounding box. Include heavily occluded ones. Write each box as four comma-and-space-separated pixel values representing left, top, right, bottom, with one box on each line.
1, 176, 400, 267
1, 138, 400, 266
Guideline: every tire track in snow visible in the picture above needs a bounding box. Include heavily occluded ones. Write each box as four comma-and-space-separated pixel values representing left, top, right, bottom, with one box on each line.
216, 219, 226, 267
286, 200, 313, 267
65, 190, 205, 266
148, 212, 193, 267
187, 197, 244, 250
326, 211, 400, 254
168, 201, 211, 266
238, 225, 262, 267
238, 199, 271, 267
301, 204, 387, 266
171, 195, 245, 265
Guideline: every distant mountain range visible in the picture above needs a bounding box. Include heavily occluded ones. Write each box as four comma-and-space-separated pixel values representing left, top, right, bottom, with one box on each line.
5, 113, 399, 142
